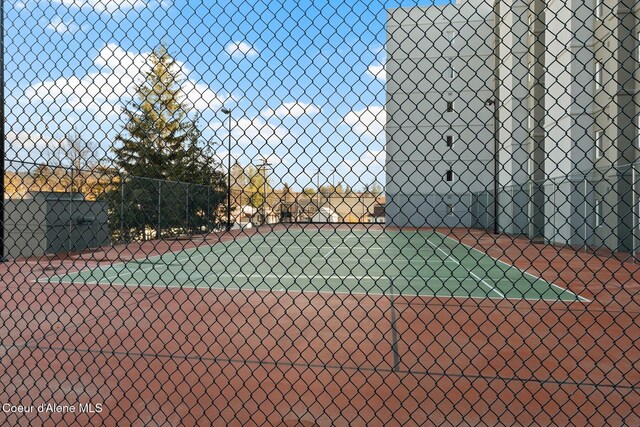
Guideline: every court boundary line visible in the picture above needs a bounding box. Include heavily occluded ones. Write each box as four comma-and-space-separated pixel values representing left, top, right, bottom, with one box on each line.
45, 271, 545, 285
323, 235, 355, 259
425, 237, 505, 298
434, 231, 590, 303
40, 279, 585, 303
208, 251, 455, 265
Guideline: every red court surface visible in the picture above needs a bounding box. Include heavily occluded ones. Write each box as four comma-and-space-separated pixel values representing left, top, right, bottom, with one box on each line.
0, 225, 638, 425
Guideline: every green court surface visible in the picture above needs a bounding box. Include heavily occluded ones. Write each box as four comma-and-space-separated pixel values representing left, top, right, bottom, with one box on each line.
41, 229, 588, 302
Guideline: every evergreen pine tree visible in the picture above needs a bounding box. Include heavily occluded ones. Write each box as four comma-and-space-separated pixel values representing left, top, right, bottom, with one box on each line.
111, 45, 227, 240
114, 45, 194, 180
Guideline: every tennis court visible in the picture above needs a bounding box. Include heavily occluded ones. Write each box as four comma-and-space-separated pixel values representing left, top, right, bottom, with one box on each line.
5, 225, 635, 425
40, 229, 587, 302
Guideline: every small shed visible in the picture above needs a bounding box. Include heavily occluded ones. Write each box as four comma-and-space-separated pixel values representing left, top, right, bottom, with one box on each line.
4, 191, 110, 259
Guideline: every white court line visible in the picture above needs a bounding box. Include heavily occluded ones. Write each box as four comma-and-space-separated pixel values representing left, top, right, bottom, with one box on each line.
323, 235, 355, 259
39, 238, 252, 284
36, 230, 368, 283
235, 244, 458, 266
170, 271, 389, 283
36, 228, 294, 281
258, 245, 386, 255
74, 272, 484, 285
50, 278, 582, 302
434, 232, 590, 303
426, 238, 505, 298
328, 245, 384, 252
221, 253, 423, 265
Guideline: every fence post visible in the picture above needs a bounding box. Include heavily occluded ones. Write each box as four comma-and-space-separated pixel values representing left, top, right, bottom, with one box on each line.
186, 184, 189, 235
583, 177, 587, 252
68, 168, 73, 252
157, 179, 162, 240
468, 192, 472, 228
120, 178, 124, 243
0, 1, 4, 262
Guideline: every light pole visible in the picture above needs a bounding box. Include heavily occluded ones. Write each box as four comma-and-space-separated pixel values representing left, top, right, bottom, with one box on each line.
257, 157, 271, 225
315, 167, 323, 215
220, 108, 231, 231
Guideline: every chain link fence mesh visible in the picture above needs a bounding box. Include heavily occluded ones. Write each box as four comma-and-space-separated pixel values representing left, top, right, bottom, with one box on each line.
1, 0, 639, 425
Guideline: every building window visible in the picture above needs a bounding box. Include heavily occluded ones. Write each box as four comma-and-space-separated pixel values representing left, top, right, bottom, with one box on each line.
445, 30, 456, 44
595, 200, 602, 227
446, 101, 454, 113
445, 170, 454, 182
595, 130, 604, 159
446, 135, 454, 148
595, 60, 604, 90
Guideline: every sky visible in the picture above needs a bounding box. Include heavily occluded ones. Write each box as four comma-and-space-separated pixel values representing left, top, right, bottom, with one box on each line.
5, 0, 443, 191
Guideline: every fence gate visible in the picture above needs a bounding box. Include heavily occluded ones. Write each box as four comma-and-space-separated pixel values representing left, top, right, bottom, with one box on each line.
1, 0, 639, 425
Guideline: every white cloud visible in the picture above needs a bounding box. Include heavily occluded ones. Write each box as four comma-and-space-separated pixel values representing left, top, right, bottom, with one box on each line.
343, 150, 385, 172
340, 149, 386, 187
343, 106, 386, 137
7, 130, 56, 151
6, 130, 65, 164
25, 44, 149, 112
45, 16, 88, 34
225, 41, 259, 59
52, 0, 151, 13
261, 101, 320, 119
46, 16, 70, 33
231, 117, 292, 146
24, 43, 225, 118
367, 64, 386, 81
182, 80, 226, 112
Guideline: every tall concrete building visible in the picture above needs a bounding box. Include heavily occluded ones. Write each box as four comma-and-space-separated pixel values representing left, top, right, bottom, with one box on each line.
385, 0, 640, 255
385, 0, 495, 228
495, 0, 545, 237
589, 0, 638, 253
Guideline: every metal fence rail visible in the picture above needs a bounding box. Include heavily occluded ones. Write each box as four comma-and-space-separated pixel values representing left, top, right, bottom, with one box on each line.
1, 0, 638, 425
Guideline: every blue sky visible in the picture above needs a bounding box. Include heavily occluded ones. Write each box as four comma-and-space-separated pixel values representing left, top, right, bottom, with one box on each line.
6, 0, 442, 191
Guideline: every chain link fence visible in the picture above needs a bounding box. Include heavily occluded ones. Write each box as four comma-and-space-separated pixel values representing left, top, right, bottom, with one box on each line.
1, 0, 639, 425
